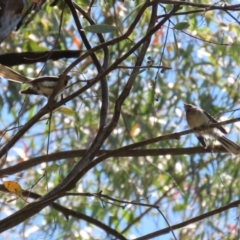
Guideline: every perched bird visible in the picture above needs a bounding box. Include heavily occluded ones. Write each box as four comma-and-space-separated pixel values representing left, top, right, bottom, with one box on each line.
0, 64, 70, 98
184, 103, 240, 155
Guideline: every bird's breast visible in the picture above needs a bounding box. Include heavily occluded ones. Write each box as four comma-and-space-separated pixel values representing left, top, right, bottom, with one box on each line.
186, 110, 209, 128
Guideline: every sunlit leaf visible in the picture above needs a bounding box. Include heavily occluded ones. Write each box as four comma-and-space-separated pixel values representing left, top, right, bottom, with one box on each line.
172, 203, 186, 212
56, 106, 76, 116
42, 163, 59, 173
130, 123, 140, 137
174, 22, 190, 30
4, 181, 22, 196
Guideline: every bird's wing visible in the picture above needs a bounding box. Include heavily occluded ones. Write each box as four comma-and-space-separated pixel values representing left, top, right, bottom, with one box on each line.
196, 135, 207, 148
0, 64, 31, 83
20, 88, 40, 95
203, 110, 227, 134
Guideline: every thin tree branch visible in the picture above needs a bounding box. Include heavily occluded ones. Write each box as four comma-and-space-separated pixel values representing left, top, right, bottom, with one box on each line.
0, 186, 127, 240
134, 199, 240, 240
154, 1, 240, 10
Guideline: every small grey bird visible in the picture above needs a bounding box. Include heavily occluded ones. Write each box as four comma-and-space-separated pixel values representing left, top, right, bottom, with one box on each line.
184, 103, 240, 155
0, 64, 70, 98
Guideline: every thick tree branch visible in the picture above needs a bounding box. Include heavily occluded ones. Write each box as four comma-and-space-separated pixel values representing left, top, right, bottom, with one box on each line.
0, 50, 82, 66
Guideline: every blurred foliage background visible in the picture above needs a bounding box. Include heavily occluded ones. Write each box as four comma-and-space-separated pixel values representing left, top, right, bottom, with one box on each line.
0, 0, 240, 239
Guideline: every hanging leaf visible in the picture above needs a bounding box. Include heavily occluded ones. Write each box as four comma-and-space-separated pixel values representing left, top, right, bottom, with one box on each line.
42, 163, 59, 173
56, 106, 76, 116
173, 30, 179, 58
130, 123, 140, 137
4, 181, 22, 197
174, 22, 190, 30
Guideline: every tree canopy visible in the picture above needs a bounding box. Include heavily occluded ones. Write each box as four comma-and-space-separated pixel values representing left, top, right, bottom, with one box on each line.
0, 0, 240, 239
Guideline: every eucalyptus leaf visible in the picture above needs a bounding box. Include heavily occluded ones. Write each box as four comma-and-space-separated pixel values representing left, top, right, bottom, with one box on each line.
174, 22, 190, 30
84, 24, 116, 33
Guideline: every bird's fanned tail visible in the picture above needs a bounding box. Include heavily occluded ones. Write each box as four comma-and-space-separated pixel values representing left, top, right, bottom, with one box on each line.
0, 64, 30, 83
217, 136, 240, 155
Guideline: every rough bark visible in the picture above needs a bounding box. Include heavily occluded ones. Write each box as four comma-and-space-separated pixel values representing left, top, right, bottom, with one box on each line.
0, 0, 24, 43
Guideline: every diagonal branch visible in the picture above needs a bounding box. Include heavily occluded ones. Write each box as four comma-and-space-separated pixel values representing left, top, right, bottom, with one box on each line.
134, 199, 240, 240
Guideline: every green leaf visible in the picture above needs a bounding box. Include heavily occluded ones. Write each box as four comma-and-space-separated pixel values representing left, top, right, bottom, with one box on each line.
42, 163, 59, 173
74, 124, 79, 139
173, 30, 179, 58
84, 24, 116, 33
174, 22, 190, 30
172, 203, 186, 212
56, 106, 76, 116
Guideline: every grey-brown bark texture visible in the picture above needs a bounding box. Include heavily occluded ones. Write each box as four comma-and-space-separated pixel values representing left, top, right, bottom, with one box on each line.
0, 0, 24, 43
